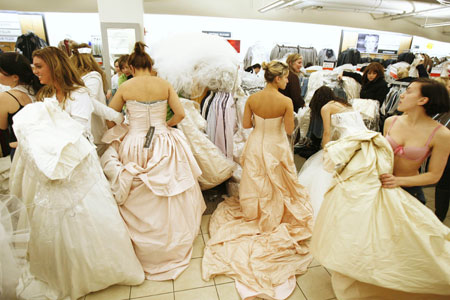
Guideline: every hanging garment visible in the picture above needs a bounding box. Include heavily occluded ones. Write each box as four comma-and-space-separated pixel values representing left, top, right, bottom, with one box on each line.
10, 99, 145, 300
318, 48, 336, 66
177, 98, 235, 190
15, 32, 47, 62
312, 131, 450, 299
100, 100, 206, 280
203, 114, 313, 300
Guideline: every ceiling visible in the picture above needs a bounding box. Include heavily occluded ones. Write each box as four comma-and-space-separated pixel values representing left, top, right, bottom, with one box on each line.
1, 0, 450, 42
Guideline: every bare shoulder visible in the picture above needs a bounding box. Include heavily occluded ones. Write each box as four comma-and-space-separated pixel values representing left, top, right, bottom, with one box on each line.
0, 91, 12, 106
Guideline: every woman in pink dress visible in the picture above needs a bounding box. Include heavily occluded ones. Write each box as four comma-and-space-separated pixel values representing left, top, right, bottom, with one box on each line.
101, 41, 206, 280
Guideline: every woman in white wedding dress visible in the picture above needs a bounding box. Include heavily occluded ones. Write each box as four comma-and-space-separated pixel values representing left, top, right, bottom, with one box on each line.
298, 86, 367, 217
9, 46, 144, 300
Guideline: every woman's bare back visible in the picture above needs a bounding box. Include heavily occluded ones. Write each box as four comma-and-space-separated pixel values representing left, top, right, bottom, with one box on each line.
248, 89, 290, 119
121, 76, 170, 102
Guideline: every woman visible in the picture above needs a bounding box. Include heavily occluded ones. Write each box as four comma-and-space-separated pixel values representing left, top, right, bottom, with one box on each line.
101, 42, 206, 280
202, 61, 313, 300
70, 43, 109, 155
381, 78, 450, 204
312, 78, 450, 300
117, 54, 132, 86
10, 46, 144, 300
340, 61, 389, 105
280, 53, 304, 112
0, 52, 41, 160
298, 85, 367, 217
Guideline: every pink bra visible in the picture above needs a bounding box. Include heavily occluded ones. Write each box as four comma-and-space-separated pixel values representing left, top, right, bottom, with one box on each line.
385, 117, 441, 161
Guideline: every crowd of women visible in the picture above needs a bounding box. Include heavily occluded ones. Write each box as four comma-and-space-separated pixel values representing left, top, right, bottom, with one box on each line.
0, 39, 449, 300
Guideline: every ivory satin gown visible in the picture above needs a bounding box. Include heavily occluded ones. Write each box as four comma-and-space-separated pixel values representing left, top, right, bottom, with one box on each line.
202, 114, 314, 300
9, 99, 144, 300
101, 100, 206, 280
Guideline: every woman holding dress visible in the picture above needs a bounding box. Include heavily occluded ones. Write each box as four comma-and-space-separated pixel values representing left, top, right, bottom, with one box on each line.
202, 61, 313, 300
10, 46, 144, 300
312, 78, 450, 299
101, 41, 206, 280
381, 78, 450, 204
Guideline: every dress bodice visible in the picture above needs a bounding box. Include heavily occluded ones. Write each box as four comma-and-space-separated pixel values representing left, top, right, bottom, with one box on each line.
126, 100, 168, 133
252, 114, 284, 137
330, 110, 367, 141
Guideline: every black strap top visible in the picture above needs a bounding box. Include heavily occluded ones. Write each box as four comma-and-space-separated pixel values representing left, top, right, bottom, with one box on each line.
6, 91, 24, 142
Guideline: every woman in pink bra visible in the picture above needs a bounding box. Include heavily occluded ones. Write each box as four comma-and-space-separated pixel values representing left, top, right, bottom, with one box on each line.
380, 78, 450, 204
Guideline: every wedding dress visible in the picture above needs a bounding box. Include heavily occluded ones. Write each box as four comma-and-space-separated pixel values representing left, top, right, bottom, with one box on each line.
101, 100, 206, 280
298, 110, 367, 218
202, 114, 313, 300
9, 99, 144, 300
312, 131, 450, 299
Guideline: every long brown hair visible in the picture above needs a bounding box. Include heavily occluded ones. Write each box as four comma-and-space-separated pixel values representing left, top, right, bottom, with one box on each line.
362, 62, 385, 85
33, 46, 85, 105
70, 43, 108, 93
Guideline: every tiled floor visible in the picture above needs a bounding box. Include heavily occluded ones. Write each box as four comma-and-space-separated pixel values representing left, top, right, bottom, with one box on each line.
80, 155, 449, 300
82, 213, 337, 300
82, 198, 449, 300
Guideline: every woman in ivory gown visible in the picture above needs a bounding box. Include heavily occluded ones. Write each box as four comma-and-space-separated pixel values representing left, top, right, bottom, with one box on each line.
298, 86, 367, 218
202, 61, 313, 300
312, 79, 450, 300
101, 42, 206, 280
9, 46, 144, 300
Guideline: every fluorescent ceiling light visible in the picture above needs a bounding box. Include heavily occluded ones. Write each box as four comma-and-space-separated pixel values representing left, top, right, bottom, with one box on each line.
258, 0, 286, 13
422, 22, 450, 28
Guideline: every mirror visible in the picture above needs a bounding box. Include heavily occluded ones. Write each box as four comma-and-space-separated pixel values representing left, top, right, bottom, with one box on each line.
100, 22, 141, 88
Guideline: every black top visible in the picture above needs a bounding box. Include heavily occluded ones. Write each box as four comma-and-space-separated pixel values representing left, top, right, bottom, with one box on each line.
6, 91, 24, 143
343, 71, 389, 104
279, 71, 304, 112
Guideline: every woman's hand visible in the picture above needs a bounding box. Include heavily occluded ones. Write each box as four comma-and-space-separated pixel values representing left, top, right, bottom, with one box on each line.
9, 142, 18, 149
380, 173, 399, 188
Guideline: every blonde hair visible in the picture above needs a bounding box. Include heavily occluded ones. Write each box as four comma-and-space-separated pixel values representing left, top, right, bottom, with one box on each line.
286, 53, 302, 75
70, 43, 108, 93
262, 60, 289, 82
397, 66, 410, 80
33, 47, 85, 105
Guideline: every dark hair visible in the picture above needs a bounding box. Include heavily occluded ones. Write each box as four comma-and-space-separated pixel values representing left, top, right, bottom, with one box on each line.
413, 78, 450, 116
118, 54, 130, 70
252, 63, 261, 69
309, 86, 349, 119
128, 42, 153, 71
362, 62, 385, 85
0, 52, 42, 95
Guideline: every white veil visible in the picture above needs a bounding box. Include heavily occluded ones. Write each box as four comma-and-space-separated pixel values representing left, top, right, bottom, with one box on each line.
151, 33, 239, 99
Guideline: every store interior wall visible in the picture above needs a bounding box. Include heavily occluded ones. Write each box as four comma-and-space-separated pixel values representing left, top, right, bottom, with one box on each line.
42, 12, 450, 63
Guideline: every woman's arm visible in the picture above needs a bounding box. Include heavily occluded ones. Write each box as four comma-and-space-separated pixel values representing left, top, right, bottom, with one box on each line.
166, 84, 185, 127
320, 104, 333, 147
283, 98, 295, 135
380, 128, 450, 187
242, 97, 253, 129
342, 71, 362, 84
106, 84, 126, 128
